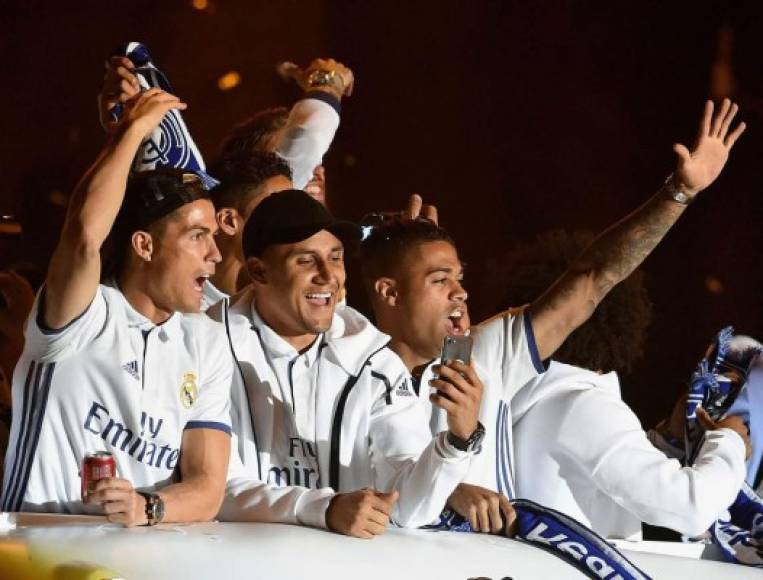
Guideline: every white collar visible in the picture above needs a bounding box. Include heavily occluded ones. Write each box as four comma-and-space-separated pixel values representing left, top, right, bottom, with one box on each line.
249, 302, 324, 364
106, 279, 182, 342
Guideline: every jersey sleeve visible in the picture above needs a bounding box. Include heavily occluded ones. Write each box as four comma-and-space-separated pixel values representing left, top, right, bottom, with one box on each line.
556, 387, 747, 537
472, 306, 546, 405
367, 363, 472, 528
220, 440, 336, 529
274, 94, 341, 189
22, 285, 109, 363
185, 323, 233, 435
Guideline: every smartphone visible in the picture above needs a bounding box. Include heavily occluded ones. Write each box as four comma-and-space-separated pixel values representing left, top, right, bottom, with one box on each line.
434, 336, 473, 401
441, 335, 473, 365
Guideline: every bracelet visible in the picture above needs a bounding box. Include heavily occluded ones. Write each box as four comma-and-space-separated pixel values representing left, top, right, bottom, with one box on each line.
662, 173, 693, 206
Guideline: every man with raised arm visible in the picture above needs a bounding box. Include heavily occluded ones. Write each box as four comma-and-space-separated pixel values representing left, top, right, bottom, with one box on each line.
208, 190, 482, 538
1, 88, 232, 527
500, 230, 750, 539
100, 54, 352, 305
359, 99, 747, 534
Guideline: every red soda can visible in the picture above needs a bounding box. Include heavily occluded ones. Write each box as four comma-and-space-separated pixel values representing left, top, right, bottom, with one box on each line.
81, 451, 116, 499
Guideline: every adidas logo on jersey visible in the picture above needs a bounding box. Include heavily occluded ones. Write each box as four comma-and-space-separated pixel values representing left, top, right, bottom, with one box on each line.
122, 361, 139, 381
396, 379, 413, 397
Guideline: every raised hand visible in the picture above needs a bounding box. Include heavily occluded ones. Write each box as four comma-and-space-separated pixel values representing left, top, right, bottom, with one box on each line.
405, 193, 439, 224
121, 88, 187, 138
673, 98, 746, 197
98, 56, 141, 131
326, 488, 399, 539
277, 58, 354, 97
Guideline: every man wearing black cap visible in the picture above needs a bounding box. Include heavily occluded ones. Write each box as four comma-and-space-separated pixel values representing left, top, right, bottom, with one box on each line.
1, 89, 233, 527
208, 190, 482, 538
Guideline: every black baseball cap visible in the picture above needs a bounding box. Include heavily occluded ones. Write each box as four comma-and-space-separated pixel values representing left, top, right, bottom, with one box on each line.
242, 189, 360, 257
105, 168, 212, 277
115, 168, 211, 234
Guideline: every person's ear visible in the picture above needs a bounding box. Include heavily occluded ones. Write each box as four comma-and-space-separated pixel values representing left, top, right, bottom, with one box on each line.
374, 277, 398, 307
247, 256, 267, 284
131, 231, 154, 262
216, 207, 239, 237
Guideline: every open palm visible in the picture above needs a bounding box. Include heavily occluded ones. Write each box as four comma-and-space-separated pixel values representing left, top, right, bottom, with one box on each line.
673, 99, 746, 196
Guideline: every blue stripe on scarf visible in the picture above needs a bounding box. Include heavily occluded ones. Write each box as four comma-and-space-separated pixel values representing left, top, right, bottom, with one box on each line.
428, 501, 652, 579
108, 42, 218, 190
708, 482, 763, 566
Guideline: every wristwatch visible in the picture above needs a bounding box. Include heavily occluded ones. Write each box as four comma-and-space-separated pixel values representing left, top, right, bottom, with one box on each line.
447, 422, 485, 452
139, 492, 165, 526
662, 173, 693, 206
307, 69, 344, 92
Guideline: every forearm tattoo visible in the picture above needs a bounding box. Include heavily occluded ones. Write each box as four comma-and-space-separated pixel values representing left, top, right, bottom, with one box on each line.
582, 188, 686, 298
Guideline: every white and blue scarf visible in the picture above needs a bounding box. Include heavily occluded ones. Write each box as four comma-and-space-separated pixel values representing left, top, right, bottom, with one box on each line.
684, 327, 763, 566
108, 42, 218, 190
432, 502, 651, 579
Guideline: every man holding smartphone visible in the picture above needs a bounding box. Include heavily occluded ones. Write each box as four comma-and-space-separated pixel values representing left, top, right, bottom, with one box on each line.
207, 189, 483, 538
360, 98, 747, 534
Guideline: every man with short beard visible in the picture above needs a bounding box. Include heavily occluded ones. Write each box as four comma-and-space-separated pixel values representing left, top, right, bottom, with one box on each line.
1, 89, 232, 526
359, 98, 746, 534
208, 190, 483, 538
503, 230, 750, 540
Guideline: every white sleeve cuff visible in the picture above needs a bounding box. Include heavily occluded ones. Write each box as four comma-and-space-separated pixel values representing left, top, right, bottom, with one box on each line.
434, 431, 473, 461
295, 488, 337, 530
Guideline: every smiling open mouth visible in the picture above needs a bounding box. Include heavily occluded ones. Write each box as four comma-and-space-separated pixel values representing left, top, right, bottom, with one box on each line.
306, 292, 332, 306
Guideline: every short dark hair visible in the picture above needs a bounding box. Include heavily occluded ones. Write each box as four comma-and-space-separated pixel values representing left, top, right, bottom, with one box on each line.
210, 151, 292, 212
218, 107, 290, 161
358, 217, 455, 293
500, 229, 652, 373
103, 169, 210, 279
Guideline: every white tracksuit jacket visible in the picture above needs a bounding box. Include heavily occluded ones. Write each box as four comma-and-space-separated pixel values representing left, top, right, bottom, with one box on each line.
511, 361, 747, 539
208, 288, 473, 529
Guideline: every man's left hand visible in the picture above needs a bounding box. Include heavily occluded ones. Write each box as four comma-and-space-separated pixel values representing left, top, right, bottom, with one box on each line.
673, 98, 745, 197
448, 483, 517, 535
430, 360, 483, 441
86, 477, 147, 527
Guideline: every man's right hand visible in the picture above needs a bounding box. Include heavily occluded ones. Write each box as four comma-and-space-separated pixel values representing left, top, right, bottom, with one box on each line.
98, 56, 141, 131
447, 483, 517, 535
326, 488, 399, 539
697, 408, 752, 459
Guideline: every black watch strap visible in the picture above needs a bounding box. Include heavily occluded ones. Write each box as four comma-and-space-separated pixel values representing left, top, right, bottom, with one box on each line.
447, 422, 486, 452
138, 491, 165, 526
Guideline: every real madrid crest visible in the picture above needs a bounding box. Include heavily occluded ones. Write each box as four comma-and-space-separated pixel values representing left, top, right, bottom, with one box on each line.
180, 372, 198, 409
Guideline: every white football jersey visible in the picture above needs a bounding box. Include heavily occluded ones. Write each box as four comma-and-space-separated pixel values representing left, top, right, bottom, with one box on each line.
422, 307, 546, 497
1, 284, 233, 514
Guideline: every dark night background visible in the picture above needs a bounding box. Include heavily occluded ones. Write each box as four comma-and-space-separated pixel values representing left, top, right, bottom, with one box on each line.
1, 1, 761, 428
